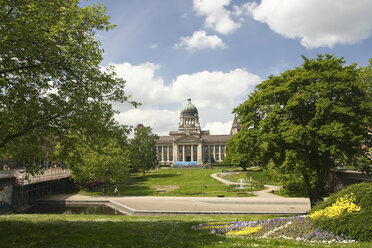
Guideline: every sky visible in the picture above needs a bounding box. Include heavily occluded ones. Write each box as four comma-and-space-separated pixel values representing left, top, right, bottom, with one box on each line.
87, 0, 372, 136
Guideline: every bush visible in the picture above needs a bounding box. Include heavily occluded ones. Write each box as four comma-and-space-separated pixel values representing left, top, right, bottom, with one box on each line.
310, 182, 372, 241
281, 178, 308, 197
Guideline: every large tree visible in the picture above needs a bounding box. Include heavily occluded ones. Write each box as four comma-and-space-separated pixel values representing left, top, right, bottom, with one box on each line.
130, 126, 159, 176
224, 128, 261, 171
0, 0, 134, 172
234, 54, 371, 208
58, 127, 131, 195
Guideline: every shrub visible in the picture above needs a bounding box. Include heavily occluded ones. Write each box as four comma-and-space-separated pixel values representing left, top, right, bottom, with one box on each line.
281, 178, 308, 197
310, 182, 372, 241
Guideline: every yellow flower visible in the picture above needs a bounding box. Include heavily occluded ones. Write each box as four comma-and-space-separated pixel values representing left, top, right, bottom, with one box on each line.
226, 226, 263, 236
309, 194, 361, 220
199, 224, 232, 229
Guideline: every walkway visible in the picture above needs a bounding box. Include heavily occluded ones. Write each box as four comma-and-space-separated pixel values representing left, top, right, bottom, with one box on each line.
40, 190, 310, 216
39, 171, 310, 215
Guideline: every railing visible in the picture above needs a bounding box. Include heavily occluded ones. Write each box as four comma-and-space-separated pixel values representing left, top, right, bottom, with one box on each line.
15, 168, 71, 186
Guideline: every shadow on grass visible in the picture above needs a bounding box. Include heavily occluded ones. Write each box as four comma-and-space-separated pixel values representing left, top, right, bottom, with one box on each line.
132, 173, 180, 182
0, 219, 229, 248
118, 185, 155, 196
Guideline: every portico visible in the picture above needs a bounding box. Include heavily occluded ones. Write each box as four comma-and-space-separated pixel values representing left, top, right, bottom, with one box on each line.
156, 98, 238, 166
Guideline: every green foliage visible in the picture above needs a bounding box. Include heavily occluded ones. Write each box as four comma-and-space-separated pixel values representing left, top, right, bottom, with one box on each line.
0, 0, 135, 173
310, 182, 372, 241
280, 178, 308, 197
224, 130, 260, 170
57, 127, 131, 195
129, 126, 159, 175
234, 54, 371, 207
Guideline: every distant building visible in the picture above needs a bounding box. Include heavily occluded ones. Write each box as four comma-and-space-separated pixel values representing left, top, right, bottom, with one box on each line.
156, 98, 240, 166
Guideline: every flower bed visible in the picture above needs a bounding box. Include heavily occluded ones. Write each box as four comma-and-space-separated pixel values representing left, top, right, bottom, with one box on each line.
193, 216, 356, 244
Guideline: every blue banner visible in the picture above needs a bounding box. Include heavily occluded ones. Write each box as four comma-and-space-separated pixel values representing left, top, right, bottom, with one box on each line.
174, 161, 198, 166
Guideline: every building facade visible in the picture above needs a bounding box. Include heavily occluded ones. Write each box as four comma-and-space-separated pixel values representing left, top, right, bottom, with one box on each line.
156, 98, 240, 166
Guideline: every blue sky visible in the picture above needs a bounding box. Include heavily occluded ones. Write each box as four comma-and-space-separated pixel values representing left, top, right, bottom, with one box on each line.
87, 0, 372, 136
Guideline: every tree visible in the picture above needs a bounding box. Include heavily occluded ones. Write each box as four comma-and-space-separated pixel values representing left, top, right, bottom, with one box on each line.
0, 0, 135, 172
130, 126, 159, 176
234, 54, 371, 208
224, 128, 261, 171
57, 126, 131, 195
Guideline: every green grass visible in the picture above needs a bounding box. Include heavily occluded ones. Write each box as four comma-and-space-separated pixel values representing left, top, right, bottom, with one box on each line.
82, 169, 258, 197
218, 169, 280, 186
1, 214, 371, 248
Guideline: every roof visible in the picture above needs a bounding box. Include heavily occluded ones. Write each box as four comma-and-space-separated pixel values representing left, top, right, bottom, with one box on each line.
181, 97, 198, 114
157, 136, 173, 144
156, 134, 232, 144
201, 135, 232, 143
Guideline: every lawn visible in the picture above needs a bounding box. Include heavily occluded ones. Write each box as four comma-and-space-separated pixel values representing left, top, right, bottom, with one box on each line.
83, 168, 261, 197
1, 214, 371, 248
218, 168, 281, 186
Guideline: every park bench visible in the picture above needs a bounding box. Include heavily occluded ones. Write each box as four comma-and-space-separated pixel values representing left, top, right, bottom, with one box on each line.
156, 189, 166, 194
237, 192, 249, 196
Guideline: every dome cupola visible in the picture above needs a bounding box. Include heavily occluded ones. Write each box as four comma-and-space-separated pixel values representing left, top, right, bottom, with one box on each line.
181, 97, 198, 114
178, 97, 200, 133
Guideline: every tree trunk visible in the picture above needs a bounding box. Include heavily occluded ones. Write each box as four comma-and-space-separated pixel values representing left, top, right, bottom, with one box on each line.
303, 172, 326, 208
103, 182, 107, 195
143, 170, 146, 176
242, 165, 247, 171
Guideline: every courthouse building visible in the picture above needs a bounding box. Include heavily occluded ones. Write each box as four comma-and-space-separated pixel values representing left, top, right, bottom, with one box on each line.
156, 98, 240, 166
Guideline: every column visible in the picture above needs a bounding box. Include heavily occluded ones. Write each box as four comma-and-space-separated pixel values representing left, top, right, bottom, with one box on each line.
183, 145, 185, 162
167, 146, 170, 162
219, 145, 221, 161
173, 144, 177, 162
213, 145, 215, 160
197, 143, 202, 163
161, 146, 164, 162
191, 145, 194, 161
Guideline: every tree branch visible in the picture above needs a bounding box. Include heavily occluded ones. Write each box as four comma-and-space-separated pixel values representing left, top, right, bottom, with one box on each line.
0, 64, 40, 75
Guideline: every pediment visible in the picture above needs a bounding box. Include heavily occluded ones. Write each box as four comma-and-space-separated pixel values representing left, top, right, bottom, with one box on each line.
175, 135, 200, 143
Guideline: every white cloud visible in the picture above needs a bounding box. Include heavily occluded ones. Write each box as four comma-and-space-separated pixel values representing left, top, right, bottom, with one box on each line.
171, 69, 260, 111
241, 0, 372, 48
115, 109, 179, 136
110, 62, 171, 106
110, 62, 262, 135
149, 43, 158, 49
203, 121, 233, 135
175, 30, 227, 50
193, 0, 241, 35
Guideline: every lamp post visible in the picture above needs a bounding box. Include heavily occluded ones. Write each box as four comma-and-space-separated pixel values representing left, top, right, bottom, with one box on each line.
250, 176, 253, 195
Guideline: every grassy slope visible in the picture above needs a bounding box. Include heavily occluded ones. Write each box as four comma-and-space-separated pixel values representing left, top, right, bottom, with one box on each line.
84, 169, 258, 197
1, 214, 371, 248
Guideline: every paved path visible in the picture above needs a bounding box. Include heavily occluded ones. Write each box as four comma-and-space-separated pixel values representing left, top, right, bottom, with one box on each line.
41, 190, 310, 215
39, 172, 310, 215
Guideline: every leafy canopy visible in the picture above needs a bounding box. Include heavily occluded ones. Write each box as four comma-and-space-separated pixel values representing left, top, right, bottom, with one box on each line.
233, 54, 371, 207
0, 0, 134, 172
130, 126, 159, 176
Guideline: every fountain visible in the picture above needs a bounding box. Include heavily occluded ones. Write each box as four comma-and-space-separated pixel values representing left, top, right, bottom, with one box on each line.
237, 179, 245, 189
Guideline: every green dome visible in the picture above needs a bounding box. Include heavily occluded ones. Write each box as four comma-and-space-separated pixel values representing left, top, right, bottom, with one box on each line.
181, 97, 198, 114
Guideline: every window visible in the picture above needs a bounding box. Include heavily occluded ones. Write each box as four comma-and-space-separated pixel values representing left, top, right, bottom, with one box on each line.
203, 145, 209, 162
221, 145, 225, 159
209, 145, 214, 161
178, 146, 183, 161
185, 145, 191, 161
169, 146, 173, 161
193, 145, 197, 161
215, 145, 219, 161
164, 146, 168, 161
157, 146, 162, 161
